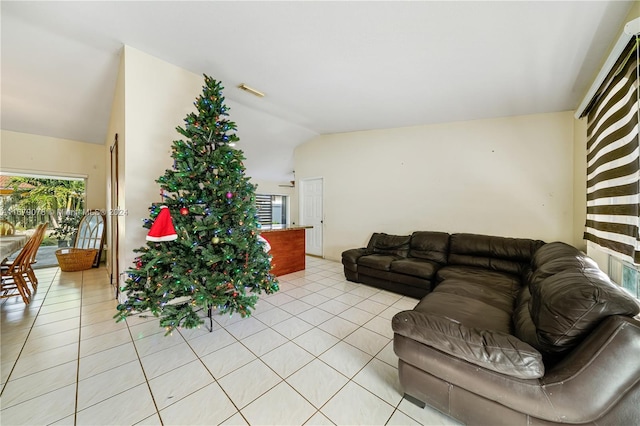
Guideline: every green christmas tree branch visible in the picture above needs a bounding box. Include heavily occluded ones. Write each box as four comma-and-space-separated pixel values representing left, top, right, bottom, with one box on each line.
115, 75, 279, 334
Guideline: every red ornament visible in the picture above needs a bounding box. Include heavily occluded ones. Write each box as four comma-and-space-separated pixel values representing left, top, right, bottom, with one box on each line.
180, 207, 189, 215
233, 292, 238, 297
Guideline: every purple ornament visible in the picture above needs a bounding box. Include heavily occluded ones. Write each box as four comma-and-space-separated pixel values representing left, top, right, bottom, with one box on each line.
226, 192, 233, 199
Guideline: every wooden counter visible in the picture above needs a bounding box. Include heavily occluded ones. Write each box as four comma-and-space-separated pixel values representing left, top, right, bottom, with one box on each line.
260, 226, 311, 276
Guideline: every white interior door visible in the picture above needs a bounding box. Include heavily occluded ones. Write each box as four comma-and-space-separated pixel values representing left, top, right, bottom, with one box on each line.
301, 178, 323, 256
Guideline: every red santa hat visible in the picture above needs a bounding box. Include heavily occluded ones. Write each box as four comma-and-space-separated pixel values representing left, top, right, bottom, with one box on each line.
258, 235, 271, 252
146, 206, 178, 242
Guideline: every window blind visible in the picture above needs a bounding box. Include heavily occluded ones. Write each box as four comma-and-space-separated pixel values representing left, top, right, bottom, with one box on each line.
255, 194, 272, 225
584, 37, 640, 263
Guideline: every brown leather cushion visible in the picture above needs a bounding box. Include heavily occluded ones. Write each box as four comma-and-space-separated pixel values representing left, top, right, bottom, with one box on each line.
414, 291, 511, 333
512, 286, 544, 353
408, 231, 450, 264
390, 258, 438, 279
436, 265, 521, 296
530, 268, 640, 354
448, 233, 545, 276
529, 254, 600, 293
434, 279, 515, 314
530, 241, 582, 270
392, 310, 544, 379
358, 254, 402, 271
367, 233, 411, 257
342, 248, 368, 265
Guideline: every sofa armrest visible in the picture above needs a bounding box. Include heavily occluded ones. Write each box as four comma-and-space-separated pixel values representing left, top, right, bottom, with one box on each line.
342, 248, 368, 265
536, 315, 640, 422
392, 310, 544, 379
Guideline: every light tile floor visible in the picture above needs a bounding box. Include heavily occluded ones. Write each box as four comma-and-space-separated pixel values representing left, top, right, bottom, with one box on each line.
0, 257, 461, 425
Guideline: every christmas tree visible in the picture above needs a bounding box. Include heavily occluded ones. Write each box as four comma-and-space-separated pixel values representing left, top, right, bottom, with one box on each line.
115, 75, 279, 333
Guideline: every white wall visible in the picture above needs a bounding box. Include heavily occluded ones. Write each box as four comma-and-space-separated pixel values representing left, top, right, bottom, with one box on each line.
120, 46, 204, 270
252, 179, 295, 198
294, 112, 576, 261
104, 48, 126, 281
117, 47, 300, 270
0, 130, 107, 210
573, 117, 588, 252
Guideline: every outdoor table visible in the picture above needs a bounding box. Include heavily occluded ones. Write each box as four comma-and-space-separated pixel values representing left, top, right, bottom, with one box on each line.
0, 234, 29, 263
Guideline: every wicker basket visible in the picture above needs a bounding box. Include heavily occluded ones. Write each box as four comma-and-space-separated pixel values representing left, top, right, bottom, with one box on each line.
56, 248, 98, 272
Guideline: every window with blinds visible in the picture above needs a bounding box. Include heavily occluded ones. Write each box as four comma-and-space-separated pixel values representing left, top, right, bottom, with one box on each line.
584, 37, 640, 263
255, 194, 287, 226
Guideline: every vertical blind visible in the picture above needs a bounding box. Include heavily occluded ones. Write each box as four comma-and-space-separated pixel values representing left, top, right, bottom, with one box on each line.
584, 36, 640, 263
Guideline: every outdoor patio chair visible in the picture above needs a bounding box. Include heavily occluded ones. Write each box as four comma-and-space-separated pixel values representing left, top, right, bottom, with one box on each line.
0, 219, 15, 236
0, 236, 36, 304
1, 223, 47, 297
24, 223, 47, 291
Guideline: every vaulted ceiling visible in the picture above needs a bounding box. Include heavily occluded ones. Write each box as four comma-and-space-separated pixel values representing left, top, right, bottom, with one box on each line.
1, 1, 634, 182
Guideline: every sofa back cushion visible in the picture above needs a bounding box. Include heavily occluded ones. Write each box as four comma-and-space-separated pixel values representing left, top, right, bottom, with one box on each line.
529, 268, 640, 354
529, 255, 600, 293
448, 233, 545, 276
367, 233, 411, 257
408, 231, 450, 264
530, 241, 583, 270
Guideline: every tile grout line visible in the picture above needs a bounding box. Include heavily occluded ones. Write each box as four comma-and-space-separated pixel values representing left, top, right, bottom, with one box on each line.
73, 270, 84, 426
0, 269, 59, 398
177, 295, 332, 422
123, 314, 166, 426
195, 280, 396, 423
2, 259, 424, 425
113, 262, 396, 423
179, 316, 253, 425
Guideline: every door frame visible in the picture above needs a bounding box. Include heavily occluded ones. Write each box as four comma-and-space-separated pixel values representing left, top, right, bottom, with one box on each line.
109, 134, 119, 295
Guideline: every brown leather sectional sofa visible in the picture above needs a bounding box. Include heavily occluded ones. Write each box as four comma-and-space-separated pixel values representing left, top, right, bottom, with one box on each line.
342, 232, 640, 425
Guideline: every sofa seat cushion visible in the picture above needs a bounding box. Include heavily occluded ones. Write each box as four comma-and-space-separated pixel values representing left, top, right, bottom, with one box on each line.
434, 279, 515, 314
530, 268, 640, 354
436, 265, 521, 296
390, 258, 439, 280
414, 291, 512, 333
392, 310, 544, 379
358, 254, 402, 271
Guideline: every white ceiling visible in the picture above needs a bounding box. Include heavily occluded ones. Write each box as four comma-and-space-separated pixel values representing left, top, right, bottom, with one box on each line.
1, 1, 633, 182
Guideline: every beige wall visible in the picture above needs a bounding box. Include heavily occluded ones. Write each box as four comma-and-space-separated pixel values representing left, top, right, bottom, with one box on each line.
252, 179, 295, 198
294, 112, 576, 261
572, 117, 588, 252
113, 46, 303, 275
104, 48, 126, 281
0, 130, 106, 210
120, 46, 204, 270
